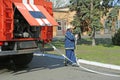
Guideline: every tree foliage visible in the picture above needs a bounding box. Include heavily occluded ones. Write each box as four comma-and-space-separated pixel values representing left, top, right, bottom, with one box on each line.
69, 0, 110, 30
69, 0, 112, 46
107, 6, 119, 28
112, 28, 120, 46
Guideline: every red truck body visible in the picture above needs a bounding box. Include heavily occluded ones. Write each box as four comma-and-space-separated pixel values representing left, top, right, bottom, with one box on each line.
0, 0, 58, 67
0, 0, 57, 44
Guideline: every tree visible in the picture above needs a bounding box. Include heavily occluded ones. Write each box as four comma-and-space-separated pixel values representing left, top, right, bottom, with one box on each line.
69, 0, 112, 46
107, 7, 119, 35
100, 0, 120, 36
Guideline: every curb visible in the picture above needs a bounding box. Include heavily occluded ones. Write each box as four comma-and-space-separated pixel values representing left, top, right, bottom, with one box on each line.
34, 53, 120, 70
78, 59, 120, 70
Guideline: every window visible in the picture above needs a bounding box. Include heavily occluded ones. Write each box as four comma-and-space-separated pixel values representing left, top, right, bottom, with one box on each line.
57, 21, 62, 30
57, 20, 67, 31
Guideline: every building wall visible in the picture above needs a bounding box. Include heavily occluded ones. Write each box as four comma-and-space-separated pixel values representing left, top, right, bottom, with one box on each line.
53, 7, 120, 36
100, 8, 120, 34
53, 8, 75, 36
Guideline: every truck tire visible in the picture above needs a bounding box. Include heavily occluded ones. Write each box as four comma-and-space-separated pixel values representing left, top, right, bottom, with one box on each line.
12, 53, 33, 67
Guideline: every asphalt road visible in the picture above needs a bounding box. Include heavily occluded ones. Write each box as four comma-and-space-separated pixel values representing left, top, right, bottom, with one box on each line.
0, 55, 120, 80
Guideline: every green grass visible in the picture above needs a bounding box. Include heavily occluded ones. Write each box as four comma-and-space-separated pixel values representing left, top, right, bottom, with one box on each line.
44, 38, 120, 66
76, 45, 120, 65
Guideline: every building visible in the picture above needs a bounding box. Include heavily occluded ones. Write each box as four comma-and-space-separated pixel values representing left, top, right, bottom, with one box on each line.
53, 7, 75, 36
52, 1, 120, 36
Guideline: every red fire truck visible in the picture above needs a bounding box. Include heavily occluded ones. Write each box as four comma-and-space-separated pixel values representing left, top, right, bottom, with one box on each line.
0, 0, 58, 67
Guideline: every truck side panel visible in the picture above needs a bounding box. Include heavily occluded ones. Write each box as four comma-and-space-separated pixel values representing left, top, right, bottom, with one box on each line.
0, 0, 4, 42
0, 0, 58, 43
0, 0, 13, 41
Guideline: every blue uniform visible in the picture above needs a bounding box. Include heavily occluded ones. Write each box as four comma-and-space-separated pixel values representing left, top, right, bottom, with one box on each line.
65, 29, 76, 64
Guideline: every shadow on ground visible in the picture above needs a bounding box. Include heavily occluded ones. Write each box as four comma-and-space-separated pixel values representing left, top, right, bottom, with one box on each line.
0, 55, 65, 75
29, 56, 64, 70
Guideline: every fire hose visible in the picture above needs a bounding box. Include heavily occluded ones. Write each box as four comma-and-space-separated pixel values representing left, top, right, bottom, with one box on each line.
48, 43, 120, 77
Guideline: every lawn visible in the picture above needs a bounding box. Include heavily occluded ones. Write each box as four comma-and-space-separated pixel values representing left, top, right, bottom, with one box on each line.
44, 38, 120, 66
76, 45, 120, 65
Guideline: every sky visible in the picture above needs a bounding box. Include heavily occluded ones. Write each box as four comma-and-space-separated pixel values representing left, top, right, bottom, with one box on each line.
111, 0, 120, 6
50, 0, 120, 8
50, 0, 70, 8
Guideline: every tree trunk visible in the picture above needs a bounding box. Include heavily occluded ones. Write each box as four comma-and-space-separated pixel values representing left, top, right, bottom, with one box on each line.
90, 0, 96, 46
91, 27, 96, 46
92, 37, 96, 46
111, 19, 116, 36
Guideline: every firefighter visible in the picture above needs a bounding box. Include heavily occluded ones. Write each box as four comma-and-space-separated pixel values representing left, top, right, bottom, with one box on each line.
64, 27, 78, 66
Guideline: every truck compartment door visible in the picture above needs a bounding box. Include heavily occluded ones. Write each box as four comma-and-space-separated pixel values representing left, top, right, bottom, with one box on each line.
13, 2, 58, 26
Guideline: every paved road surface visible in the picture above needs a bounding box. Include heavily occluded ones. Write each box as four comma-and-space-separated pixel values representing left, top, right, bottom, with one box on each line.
0, 55, 120, 80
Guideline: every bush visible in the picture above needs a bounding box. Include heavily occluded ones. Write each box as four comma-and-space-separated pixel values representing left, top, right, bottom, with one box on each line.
112, 29, 120, 46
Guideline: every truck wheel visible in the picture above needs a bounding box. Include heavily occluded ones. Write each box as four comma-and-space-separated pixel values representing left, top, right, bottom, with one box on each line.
12, 53, 33, 67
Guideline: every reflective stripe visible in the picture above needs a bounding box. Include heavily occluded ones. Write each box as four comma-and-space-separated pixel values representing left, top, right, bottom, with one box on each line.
29, 0, 34, 4
30, 5, 47, 26
24, 3, 33, 11
22, 0, 51, 26
65, 48, 74, 49
24, 4, 45, 25
42, 19, 51, 26
30, 4, 39, 11
22, 0, 27, 4
30, 4, 51, 26
36, 19, 45, 26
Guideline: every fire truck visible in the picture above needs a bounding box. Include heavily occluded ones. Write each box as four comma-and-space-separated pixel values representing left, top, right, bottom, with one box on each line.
0, 0, 58, 67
